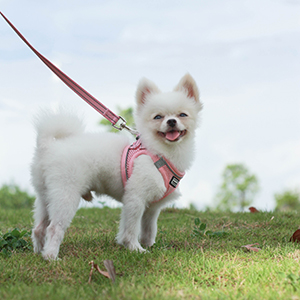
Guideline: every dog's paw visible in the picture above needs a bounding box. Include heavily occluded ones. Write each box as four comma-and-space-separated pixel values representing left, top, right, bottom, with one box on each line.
42, 253, 61, 261
127, 242, 146, 253
117, 238, 146, 253
133, 245, 147, 253
42, 248, 60, 261
32, 242, 43, 254
140, 238, 155, 248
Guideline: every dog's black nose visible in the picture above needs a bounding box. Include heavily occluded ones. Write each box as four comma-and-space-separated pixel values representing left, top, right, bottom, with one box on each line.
167, 119, 177, 127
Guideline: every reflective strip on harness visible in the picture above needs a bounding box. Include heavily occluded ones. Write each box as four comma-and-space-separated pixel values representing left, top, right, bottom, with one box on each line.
121, 138, 185, 202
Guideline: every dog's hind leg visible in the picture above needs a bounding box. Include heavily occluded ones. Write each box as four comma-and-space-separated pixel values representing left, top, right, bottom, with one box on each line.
32, 192, 50, 254
42, 190, 81, 260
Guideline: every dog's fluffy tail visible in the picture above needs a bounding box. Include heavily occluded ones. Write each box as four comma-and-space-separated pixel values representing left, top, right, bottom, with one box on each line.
34, 110, 85, 149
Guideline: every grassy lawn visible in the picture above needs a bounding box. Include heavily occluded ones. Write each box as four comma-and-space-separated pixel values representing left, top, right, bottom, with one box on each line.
1, 207, 300, 299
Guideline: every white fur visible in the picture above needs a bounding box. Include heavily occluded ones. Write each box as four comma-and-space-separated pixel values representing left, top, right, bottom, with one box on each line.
31, 74, 202, 260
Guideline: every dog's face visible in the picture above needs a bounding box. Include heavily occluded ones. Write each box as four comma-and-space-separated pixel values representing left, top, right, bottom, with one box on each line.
135, 74, 202, 151
150, 104, 191, 144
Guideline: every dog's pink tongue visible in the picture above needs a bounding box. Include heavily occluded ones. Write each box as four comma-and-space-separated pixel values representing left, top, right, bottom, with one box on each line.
165, 131, 180, 141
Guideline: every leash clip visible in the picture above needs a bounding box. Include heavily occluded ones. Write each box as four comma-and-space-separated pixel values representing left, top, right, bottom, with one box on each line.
112, 116, 139, 136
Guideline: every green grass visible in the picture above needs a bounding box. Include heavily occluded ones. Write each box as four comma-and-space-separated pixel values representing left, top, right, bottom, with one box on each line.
1, 207, 300, 299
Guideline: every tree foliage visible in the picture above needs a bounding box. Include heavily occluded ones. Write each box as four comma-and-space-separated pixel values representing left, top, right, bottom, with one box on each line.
275, 189, 300, 211
0, 184, 35, 209
216, 163, 259, 211
99, 106, 135, 132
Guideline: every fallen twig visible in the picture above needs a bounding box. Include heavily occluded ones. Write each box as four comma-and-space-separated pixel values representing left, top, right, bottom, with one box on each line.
88, 260, 95, 284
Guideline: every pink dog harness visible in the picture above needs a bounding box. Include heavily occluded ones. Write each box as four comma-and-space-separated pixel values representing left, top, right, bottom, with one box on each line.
121, 137, 185, 203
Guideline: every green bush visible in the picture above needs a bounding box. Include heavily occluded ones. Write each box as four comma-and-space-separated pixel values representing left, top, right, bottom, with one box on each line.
0, 184, 35, 209
275, 189, 300, 211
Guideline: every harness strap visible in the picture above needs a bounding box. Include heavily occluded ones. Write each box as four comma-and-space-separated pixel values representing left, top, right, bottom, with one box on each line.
153, 156, 185, 201
154, 157, 184, 180
121, 138, 185, 203
0, 11, 120, 126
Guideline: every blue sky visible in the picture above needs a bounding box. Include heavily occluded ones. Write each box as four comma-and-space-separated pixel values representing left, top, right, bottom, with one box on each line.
0, 0, 299, 210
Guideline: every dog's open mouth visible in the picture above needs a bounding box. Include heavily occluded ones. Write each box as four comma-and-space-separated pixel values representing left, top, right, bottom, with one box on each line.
158, 130, 187, 142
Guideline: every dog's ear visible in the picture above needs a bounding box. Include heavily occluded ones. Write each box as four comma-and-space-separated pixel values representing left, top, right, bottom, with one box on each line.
136, 78, 160, 106
174, 73, 200, 103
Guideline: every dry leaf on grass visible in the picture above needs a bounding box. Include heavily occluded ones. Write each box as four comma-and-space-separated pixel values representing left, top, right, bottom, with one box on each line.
95, 264, 111, 279
249, 207, 259, 213
103, 259, 116, 283
241, 243, 261, 252
88, 260, 116, 283
290, 229, 300, 243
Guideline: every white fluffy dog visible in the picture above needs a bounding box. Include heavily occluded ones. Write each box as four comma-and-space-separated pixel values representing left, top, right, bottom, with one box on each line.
31, 74, 202, 260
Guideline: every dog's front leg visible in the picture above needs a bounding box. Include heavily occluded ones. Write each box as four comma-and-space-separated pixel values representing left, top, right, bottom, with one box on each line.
140, 192, 180, 247
140, 205, 161, 247
116, 194, 146, 252
116, 156, 165, 252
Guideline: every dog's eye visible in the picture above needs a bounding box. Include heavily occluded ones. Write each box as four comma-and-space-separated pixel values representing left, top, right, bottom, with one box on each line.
154, 115, 163, 120
179, 113, 188, 117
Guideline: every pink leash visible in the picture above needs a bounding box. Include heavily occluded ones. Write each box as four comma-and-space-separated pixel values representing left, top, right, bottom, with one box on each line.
0, 11, 137, 134
1, 12, 185, 201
